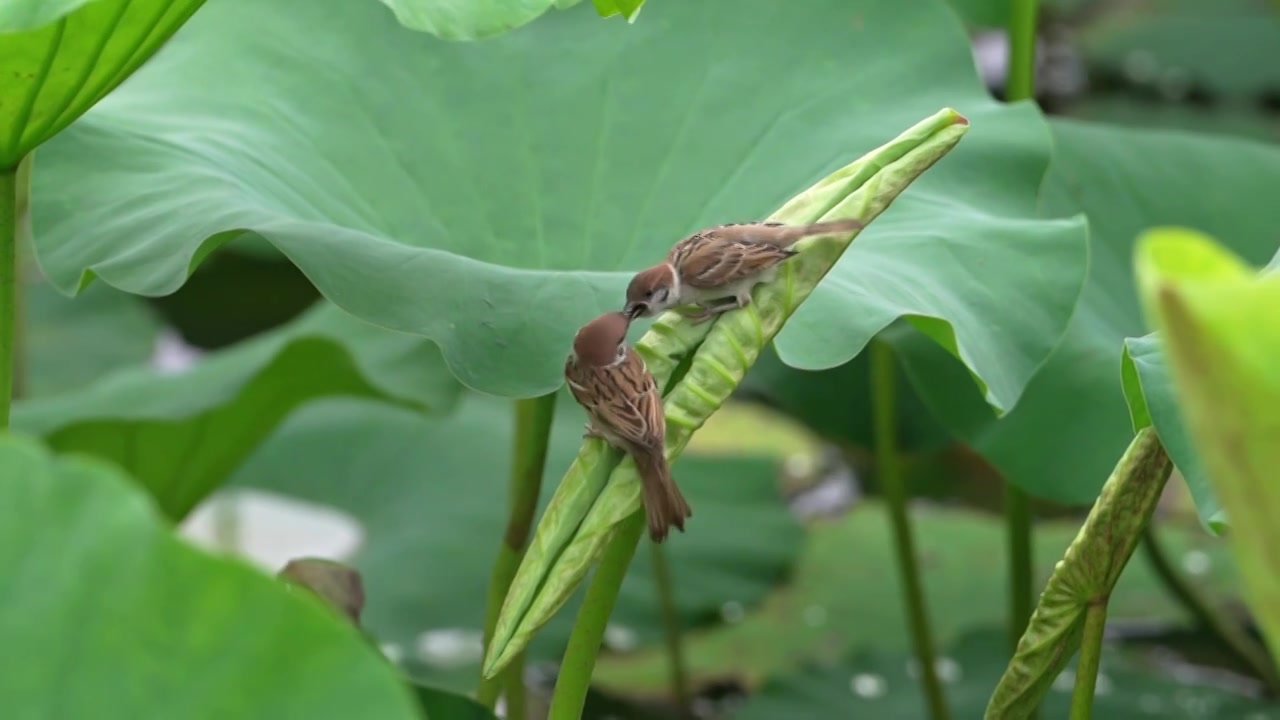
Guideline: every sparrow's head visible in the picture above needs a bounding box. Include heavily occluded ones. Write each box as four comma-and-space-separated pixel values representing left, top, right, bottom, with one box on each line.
624, 264, 678, 318
571, 311, 632, 367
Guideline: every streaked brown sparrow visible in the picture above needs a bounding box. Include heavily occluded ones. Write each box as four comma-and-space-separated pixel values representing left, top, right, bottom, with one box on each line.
564, 310, 692, 541
624, 219, 864, 322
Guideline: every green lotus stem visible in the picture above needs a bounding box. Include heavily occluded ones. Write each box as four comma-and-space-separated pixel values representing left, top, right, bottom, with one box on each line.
1141, 524, 1280, 694
503, 654, 528, 720
0, 158, 23, 427
211, 493, 242, 550
476, 392, 558, 714
1069, 600, 1107, 720
650, 541, 690, 713
546, 511, 645, 720
484, 108, 971, 679
1005, 486, 1034, 650
1006, 0, 1039, 104
872, 340, 950, 720
1004, 0, 1040, 680
986, 428, 1173, 718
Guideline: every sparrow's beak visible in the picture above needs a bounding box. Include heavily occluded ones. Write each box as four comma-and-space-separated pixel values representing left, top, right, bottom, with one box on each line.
624, 302, 646, 320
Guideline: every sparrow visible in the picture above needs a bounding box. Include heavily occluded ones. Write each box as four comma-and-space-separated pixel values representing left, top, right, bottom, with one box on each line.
624, 218, 864, 322
564, 310, 692, 542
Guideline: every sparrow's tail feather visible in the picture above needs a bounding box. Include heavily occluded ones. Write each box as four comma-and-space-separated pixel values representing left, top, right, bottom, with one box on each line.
634, 450, 693, 543
780, 218, 865, 244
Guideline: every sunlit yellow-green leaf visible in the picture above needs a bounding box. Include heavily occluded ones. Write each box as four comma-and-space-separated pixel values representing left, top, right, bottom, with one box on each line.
1135, 226, 1280, 661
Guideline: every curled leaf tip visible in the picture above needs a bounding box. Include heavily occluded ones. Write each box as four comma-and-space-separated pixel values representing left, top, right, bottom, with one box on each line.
933, 107, 967, 126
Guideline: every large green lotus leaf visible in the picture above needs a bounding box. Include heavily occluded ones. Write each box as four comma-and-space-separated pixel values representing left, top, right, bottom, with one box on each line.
592, 499, 1239, 694
227, 394, 804, 691
12, 301, 461, 520
26, 277, 163, 396
0, 0, 205, 166
33, 0, 1084, 413
734, 629, 1279, 719
886, 119, 1280, 511
0, 433, 422, 720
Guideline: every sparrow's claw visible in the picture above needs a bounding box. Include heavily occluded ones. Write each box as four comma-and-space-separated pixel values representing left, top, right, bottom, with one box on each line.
683, 296, 750, 324
582, 423, 607, 440
682, 308, 719, 325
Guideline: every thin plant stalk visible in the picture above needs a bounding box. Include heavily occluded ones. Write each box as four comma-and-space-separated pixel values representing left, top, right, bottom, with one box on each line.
1070, 600, 1108, 720
1004, 0, 1040, 675
871, 339, 949, 720
503, 654, 527, 720
1005, 486, 1034, 646
650, 541, 690, 713
0, 160, 22, 428
1142, 524, 1280, 693
477, 393, 559, 714
547, 511, 645, 720
1006, 0, 1039, 104
211, 493, 242, 551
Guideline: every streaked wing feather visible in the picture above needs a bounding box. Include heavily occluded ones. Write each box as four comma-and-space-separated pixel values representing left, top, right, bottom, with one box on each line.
565, 352, 664, 449
679, 236, 794, 289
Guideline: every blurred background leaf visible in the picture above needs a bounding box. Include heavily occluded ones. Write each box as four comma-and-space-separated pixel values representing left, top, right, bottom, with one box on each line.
25, 279, 162, 396
954, 0, 1280, 142
13, 302, 461, 519
734, 629, 1280, 719
0, 434, 423, 720
592, 500, 1247, 696
1076, 0, 1280, 101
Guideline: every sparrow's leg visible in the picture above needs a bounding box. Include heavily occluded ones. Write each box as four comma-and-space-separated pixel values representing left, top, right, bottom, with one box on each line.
582, 422, 607, 440
683, 295, 751, 324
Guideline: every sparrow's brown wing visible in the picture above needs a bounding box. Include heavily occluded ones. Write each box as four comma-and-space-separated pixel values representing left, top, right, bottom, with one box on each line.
703, 222, 789, 244
564, 355, 597, 413
686, 219, 862, 248
565, 351, 665, 450
673, 233, 796, 290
